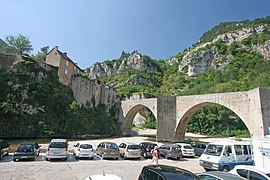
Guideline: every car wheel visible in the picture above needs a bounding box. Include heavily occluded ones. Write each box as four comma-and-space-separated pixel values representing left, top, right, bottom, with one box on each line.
177, 157, 180, 160
75, 155, 79, 159
90, 156, 94, 160
64, 157, 67, 161
123, 154, 127, 160
204, 168, 210, 171
223, 166, 230, 172
13, 158, 17, 162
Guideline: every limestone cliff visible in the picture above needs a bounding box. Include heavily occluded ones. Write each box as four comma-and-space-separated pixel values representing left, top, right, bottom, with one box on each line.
87, 51, 159, 78
175, 25, 270, 76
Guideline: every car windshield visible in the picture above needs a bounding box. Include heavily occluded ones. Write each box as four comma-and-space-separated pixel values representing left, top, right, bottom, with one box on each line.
80, 144, 92, 149
50, 142, 67, 148
183, 145, 193, 149
17, 144, 34, 152
107, 143, 118, 149
172, 146, 181, 151
127, 145, 140, 149
148, 144, 156, 149
204, 144, 223, 156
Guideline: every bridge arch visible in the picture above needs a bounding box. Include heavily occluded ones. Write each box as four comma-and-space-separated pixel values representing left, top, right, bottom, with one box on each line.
119, 99, 157, 135
174, 102, 250, 141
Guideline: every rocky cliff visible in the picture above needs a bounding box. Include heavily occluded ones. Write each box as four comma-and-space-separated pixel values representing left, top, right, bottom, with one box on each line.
175, 25, 270, 76
87, 51, 159, 78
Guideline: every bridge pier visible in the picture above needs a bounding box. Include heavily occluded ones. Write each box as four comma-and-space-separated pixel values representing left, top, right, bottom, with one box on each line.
156, 96, 177, 142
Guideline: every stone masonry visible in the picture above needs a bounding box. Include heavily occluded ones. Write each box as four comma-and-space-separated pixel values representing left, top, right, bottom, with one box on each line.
120, 88, 270, 142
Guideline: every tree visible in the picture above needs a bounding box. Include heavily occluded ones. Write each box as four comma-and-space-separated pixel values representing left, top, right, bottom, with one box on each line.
5, 34, 33, 54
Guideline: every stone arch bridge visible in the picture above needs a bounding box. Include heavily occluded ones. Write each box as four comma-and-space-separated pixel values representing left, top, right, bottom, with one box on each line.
118, 88, 270, 142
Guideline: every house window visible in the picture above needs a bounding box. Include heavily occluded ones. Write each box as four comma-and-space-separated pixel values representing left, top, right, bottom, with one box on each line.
65, 69, 68, 74
107, 94, 110, 103
74, 66, 76, 71
66, 61, 69, 66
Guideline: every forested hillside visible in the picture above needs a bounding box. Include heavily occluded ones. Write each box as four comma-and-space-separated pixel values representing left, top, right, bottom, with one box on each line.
0, 58, 120, 138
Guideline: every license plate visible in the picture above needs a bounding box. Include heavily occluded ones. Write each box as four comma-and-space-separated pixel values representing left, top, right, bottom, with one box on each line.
21, 156, 28, 158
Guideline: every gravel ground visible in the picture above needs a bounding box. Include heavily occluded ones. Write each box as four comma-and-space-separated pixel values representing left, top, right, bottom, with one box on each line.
0, 136, 205, 180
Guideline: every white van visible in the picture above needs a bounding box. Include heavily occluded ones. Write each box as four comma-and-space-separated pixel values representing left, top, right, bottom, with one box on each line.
252, 136, 270, 169
199, 140, 253, 172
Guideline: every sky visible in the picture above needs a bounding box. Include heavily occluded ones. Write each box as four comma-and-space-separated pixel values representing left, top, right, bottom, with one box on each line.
1, 0, 270, 69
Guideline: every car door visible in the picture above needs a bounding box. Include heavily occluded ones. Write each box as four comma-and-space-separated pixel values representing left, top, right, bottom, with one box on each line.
139, 143, 146, 155
2, 141, 9, 156
96, 143, 102, 155
119, 143, 125, 156
73, 143, 80, 155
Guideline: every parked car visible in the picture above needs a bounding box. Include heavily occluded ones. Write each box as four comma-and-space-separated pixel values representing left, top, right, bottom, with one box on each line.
13, 142, 41, 161
138, 164, 200, 180
85, 173, 123, 180
197, 171, 246, 180
73, 142, 94, 159
96, 142, 119, 160
174, 143, 195, 157
229, 165, 270, 180
0, 139, 10, 160
118, 142, 141, 159
45, 139, 68, 161
139, 142, 158, 158
158, 144, 182, 160
192, 141, 208, 156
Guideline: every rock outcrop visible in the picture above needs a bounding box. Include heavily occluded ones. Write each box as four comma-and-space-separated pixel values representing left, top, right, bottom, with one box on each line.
87, 51, 159, 78
177, 26, 270, 76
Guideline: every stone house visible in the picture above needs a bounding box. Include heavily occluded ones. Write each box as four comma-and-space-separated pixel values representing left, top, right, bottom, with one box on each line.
45, 46, 118, 108
45, 46, 82, 86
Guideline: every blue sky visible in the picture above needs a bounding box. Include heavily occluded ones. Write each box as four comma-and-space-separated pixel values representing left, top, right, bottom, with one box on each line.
1, 0, 270, 69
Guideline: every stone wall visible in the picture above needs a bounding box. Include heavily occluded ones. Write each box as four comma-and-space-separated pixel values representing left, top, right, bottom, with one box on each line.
71, 75, 96, 106
0, 54, 20, 68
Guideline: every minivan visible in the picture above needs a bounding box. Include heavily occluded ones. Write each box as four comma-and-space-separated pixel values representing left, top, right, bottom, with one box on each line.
0, 140, 10, 160
192, 141, 208, 156
46, 139, 68, 161
118, 142, 141, 159
139, 142, 158, 158
96, 142, 119, 160
158, 144, 182, 160
199, 140, 253, 171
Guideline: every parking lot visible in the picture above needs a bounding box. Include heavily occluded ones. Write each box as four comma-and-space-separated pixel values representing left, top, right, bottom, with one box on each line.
0, 136, 205, 180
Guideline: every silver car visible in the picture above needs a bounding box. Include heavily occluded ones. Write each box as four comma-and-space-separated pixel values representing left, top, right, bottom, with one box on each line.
158, 144, 182, 160
46, 139, 68, 161
119, 142, 141, 159
96, 142, 119, 160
